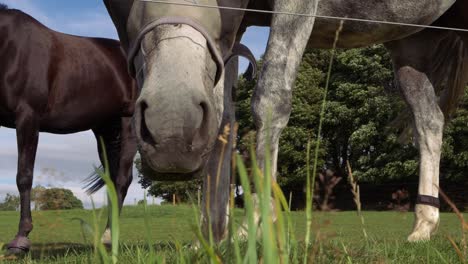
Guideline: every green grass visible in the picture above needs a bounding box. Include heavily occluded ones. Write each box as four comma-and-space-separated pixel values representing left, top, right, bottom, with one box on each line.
0, 205, 466, 263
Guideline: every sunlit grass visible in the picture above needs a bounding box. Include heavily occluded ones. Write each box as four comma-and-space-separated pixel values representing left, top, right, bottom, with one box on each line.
0, 206, 466, 263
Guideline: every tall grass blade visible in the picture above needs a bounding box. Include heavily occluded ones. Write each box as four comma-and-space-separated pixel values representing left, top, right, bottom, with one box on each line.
142, 190, 156, 263
90, 197, 110, 263
303, 19, 344, 264
190, 202, 222, 264
347, 161, 368, 242
448, 235, 465, 263
438, 185, 468, 260
261, 114, 278, 264
236, 154, 258, 263
303, 140, 313, 264
228, 174, 242, 264
433, 248, 450, 264
97, 137, 120, 264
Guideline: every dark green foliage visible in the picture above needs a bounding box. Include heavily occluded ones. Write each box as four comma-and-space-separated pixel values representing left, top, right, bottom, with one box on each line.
137, 157, 202, 203
0, 193, 20, 211
35, 188, 84, 210
441, 88, 468, 181
236, 45, 419, 192
321, 45, 418, 183
236, 56, 327, 191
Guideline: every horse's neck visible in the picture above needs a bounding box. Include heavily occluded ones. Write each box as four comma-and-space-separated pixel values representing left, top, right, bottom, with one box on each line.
104, 0, 135, 51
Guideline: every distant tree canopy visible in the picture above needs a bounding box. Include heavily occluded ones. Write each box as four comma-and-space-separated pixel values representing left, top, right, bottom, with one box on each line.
0, 193, 20, 211
136, 158, 201, 203
237, 45, 419, 191
33, 187, 83, 210
137, 44, 468, 202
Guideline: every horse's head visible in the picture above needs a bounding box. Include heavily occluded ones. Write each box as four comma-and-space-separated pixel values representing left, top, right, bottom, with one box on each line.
105, 0, 248, 180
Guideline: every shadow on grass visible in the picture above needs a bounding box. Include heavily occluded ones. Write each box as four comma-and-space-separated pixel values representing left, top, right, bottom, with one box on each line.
1, 241, 193, 260
0, 242, 93, 260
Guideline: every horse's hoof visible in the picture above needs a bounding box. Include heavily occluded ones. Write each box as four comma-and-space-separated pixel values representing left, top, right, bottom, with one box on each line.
407, 204, 439, 242
407, 229, 431, 242
6, 236, 31, 255
101, 228, 112, 249
6, 247, 28, 256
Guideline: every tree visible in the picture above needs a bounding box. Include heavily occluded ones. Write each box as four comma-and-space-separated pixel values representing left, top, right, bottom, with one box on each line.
319, 45, 419, 183
0, 193, 20, 211
235, 46, 419, 208
440, 88, 468, 181
32, 185, 47, 210
236, 54, 327, 196
35, 188, 83, 210
136, 158, 202, 203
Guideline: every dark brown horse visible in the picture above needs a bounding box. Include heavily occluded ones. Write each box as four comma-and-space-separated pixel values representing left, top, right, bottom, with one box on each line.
0, 4, 137, 254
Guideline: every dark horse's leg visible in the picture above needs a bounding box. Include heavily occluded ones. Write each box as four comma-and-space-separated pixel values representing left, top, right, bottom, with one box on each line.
92, 117, 137, 245
7, 105, 39, 254
201, 56, 238, 242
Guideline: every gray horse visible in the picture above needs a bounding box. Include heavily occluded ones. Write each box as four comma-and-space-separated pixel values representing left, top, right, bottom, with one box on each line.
103, 0, 467, 242
103, 0, 253, 241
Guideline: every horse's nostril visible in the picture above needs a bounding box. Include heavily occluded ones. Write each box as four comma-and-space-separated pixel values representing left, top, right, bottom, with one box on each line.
199, 102, 208, 123
192, 101, 210, 145
139, 102, 157, 146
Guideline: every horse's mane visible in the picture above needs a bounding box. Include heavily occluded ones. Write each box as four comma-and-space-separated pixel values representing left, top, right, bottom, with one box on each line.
0, 3, 8, 10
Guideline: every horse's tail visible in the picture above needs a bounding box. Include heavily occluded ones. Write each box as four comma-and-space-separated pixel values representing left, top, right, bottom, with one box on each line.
394, 32, 468, 143
436, 33, 468, 120
83, 166, 105, 195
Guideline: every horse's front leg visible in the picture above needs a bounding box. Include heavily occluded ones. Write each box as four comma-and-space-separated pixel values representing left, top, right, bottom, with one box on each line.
8, 105, 39, 254
386, 32, 451, 241
251, 1, 318, 216
201, 57, 238, 242
94, 118, 136, 246
114, 117, 137, 214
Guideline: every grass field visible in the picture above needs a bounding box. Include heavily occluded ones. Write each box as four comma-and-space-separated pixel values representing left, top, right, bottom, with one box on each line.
0, 205, 466, 263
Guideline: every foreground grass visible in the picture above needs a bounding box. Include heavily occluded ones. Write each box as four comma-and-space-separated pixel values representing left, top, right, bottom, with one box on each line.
0, 205, 465, 263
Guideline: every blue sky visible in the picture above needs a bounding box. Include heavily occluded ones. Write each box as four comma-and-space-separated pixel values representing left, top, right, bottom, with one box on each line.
0, 0, 269, 208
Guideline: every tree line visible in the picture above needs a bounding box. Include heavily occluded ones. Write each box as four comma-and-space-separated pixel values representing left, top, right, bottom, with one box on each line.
0, 186, 83, 211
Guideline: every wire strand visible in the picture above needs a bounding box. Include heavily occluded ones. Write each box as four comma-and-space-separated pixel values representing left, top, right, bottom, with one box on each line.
139, 0, 468, 33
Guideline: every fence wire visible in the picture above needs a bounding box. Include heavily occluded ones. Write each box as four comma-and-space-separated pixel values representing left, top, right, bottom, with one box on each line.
139, 0, 468, 33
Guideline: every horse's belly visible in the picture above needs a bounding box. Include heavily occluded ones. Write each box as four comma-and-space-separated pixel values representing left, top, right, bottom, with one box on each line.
308, 0, 455, 48
38, 88, 129, 134
42, 104, 124, 133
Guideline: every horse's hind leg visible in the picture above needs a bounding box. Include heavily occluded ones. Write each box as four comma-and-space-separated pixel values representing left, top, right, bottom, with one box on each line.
386, 31, 451, 242
7, 105, 39, 254
114, 117, 136, 213
93, 117, 136, 245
